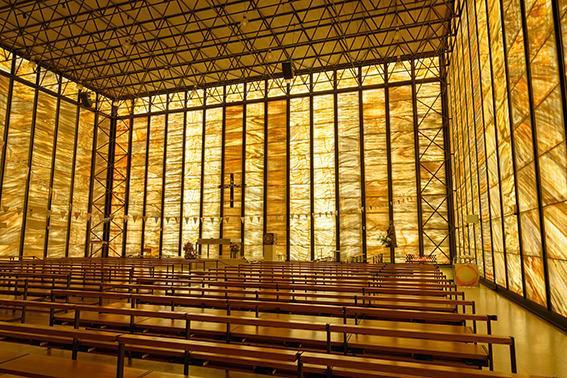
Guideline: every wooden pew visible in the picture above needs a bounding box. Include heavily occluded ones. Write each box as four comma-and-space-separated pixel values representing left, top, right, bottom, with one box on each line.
52, 303, 510, 370
116, 333, 300, 377
0, 353, 149, 378
297, 351, 550, 378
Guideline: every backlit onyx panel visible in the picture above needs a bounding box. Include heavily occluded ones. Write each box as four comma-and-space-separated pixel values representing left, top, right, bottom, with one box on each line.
338, 92, 362, 262
313, 95, 336, 260
201, 108, 223, 257
126, 117, 148, 256
504, 0, 546, 304
68, 109, 94, 257
144, 114, 165, 253
363, 88, 390, 262
266, 100, 287, 260
417, 81, 450, 264
0, 74, 7, 138
289, 97, 311, 261
47, 99, 76, 258
527, 0, 567, 316
244, 103, 264, 260
222, 106, 244, 257
390, 85, 419, 261
163, 112, 184, 257
108, 117, 129, 257
182, 110, 203, 250
22, 91, 55, 258
0, 48, 11, 73
0, 80, 35, 257
450, 0, 567, 320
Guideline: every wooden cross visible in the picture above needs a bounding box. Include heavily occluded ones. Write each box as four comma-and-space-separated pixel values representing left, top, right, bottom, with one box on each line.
218, 173, 246, 208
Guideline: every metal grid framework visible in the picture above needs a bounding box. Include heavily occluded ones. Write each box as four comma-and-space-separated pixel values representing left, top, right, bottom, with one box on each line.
0, 0, 454, 100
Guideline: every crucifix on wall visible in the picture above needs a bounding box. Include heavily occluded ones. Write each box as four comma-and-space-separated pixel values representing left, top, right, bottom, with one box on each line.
218, 173, 246, 208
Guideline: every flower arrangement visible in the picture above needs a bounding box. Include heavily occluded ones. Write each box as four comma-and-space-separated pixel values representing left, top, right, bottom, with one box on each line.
378, 221, 397, 247
229, 243, 240, 258
183, 241, 199, 259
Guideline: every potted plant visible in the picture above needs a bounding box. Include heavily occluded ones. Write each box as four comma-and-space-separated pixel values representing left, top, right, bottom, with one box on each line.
229, 243, 240, 259
378, 221, 397, 248
183, 241, 199, 259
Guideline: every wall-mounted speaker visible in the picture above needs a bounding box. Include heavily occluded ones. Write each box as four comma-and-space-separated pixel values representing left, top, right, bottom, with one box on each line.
282, 61, 293, 80
263, 233, 277, 245
79, 92, 94, 108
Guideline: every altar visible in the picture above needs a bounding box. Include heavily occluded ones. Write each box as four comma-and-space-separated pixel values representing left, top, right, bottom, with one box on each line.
197, 238, 241, 259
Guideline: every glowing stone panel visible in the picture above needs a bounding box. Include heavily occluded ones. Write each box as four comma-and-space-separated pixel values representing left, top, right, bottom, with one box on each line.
266, 101, 287, 259
289, 97, 311, 261
244, 103, 264, 260
338, 92, 362, 262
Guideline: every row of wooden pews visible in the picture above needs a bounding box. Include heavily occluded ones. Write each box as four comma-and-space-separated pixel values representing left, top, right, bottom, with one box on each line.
0, 258, 555, 378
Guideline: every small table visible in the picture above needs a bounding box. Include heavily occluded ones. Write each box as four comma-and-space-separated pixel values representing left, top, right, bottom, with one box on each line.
197, 238, 241, 258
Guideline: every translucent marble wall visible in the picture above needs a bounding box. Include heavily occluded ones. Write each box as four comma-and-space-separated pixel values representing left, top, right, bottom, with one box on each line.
144, 114, 165, 253
68, 109, 94, 257
0, 64, 96, 259
363, 88, 390, 263
313, 95, 336, 260
201, 108, 223, 257
223, 106, 244, 255
416, 81, 450, 264
451, 0, 567, 320
289, 97, 311, 261
0, 80, 35, 257
22, 91, 56, 258
182, 110, 203, 249
163, 112, 184, 257
338, 92, 362, 262
505, 0, 546, 305
266, 101, 287, 260
244, 103, 264, 260
125, 117, 147, 256
48, 100, 77, 258
530, 0, 567, 317
108, 117, 129, 257
389, 82, 419, 262
90, 115, 111, 256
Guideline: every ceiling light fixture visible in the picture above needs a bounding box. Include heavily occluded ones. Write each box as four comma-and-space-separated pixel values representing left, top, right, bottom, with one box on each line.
394, 28, 400, 42
241, 14, 249, 28
267, 49, 273, 59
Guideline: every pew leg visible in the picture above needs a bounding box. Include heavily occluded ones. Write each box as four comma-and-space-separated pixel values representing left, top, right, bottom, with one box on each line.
71, 338, 79, 360
117, 342, 125, 378
183, 351, 190, 375
510, 336, 517, 373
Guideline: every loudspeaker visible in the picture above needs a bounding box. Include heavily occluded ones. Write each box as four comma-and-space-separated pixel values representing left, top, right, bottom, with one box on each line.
282, 61, 293, 80
263, 233, 277, 245
79, 92, 94, 108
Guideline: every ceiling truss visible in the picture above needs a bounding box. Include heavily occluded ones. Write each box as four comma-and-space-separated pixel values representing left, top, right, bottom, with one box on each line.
0, 0, 455, 100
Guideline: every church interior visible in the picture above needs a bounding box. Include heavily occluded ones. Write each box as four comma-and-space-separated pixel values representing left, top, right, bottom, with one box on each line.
0, 0, 566, 377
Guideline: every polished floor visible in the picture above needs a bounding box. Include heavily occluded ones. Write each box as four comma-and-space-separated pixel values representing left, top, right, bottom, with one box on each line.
441, 267, 567, 378
0, 268, 566, 377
